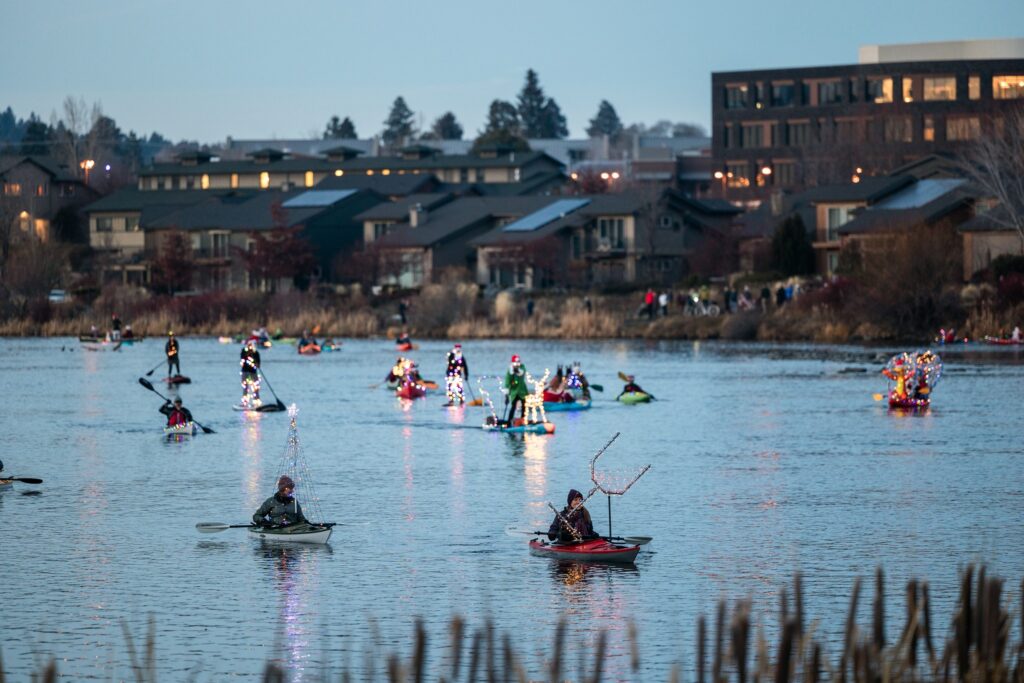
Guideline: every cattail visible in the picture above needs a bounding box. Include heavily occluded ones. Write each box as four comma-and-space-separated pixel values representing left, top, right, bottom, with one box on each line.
549, 619, 566, 683
794, 573, 805, 638
840, 576, 862, 683
873, 567, 885, 652
449, 616, 465, 682
714, 600, 726, 683
698, 615, 707, 683
775, 618, 796, 683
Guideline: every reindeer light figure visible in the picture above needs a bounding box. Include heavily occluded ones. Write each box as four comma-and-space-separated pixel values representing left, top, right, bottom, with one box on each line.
523, 368, 550, 424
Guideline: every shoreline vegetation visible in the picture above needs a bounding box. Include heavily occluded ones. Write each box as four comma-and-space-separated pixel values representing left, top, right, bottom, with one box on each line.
7, 566, 1021, 682
1, 281, 1022, 343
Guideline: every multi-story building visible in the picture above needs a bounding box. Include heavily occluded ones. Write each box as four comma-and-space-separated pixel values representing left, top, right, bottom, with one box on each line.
0, 155, 98, 242
711, 38, 1024, 204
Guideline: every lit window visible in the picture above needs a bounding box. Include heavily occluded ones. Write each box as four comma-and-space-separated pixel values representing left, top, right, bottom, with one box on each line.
923, 115, 935, 142
201, 174, 210, 190
947, 117, 981, 141
230, 173, 239, 188
304, 171, 314, 187
259, 171, 270, 189
334, 169, 344, 177
35, 184, 46, 196
902, 78, 915, 103
381, 169, 391, 176
969, 76, 980, 101
992, 75, 1024, 99
366, 170, 375, 176
923, 77, 956, 101
3, 182, 22, 196
867, 77, 893, 103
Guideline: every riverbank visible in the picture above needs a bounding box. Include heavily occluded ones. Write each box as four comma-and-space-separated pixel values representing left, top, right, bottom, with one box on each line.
1, 283, 1021, 343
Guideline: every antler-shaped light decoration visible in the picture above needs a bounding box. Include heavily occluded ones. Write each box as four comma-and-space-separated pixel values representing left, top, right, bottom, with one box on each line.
524, 368, 550, 424
591, 432, 650, 495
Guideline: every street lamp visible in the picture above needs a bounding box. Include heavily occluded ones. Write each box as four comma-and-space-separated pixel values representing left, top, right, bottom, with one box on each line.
80, 159, 95, 184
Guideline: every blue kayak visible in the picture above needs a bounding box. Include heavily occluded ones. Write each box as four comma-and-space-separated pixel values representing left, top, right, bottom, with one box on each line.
543, 399, 591, 412
482, 421, 556, 434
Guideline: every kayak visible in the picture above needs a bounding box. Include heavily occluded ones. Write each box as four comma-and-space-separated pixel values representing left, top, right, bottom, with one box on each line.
889, 395, 930, 409
79, 336, 121, 351
618, 391, 652, 404
232, 404, 285, 412
164, 375, 191, 385
529, 538, 639, 563
396, 383, 427, 399
247, 522, 333, 545
544, 398, 591, 412
298, 343, 322, 355
164, 422, 197, 437
396, 342, 417, 351
482, 421, 555, 434
983, 336, 1023, 345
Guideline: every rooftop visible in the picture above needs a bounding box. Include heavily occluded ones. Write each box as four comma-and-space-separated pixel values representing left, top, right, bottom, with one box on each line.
859, 38, 1024, 64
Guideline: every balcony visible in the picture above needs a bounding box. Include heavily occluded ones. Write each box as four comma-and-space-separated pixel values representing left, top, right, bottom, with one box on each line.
192, 248, 232, 263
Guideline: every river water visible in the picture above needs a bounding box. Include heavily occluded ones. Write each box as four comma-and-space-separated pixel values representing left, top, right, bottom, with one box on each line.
1, 337, 1021, 681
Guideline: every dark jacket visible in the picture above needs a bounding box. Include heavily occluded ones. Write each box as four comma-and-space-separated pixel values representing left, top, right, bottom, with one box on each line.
159, 402, 193, 426
253, 492, 307, 527
165, 338, 179, 358
446, 352, 468, 378
240, 348, 261, 373
547, 505, 596, 542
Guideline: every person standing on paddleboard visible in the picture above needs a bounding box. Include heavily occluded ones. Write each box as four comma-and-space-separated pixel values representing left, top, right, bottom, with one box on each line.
547, 489, 597, 542
445, 343, 469, 406
240, 340, 262, 408
504, 354, 529, 425
159, 397, 193, 427
253, 475, 307, 528
165, 331, 180, 377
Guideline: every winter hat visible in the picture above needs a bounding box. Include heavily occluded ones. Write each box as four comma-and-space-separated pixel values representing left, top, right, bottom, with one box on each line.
511, 354, 520, 363
277, 475, 295, 491
567, 488, 583, 506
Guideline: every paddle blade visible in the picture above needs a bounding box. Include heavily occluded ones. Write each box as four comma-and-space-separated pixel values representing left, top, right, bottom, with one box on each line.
138, 377, 155, 391
620, 535, 653, 546
872, 393, 884, 401
590, 384, 604, 392
617, 371, 631, 382
199, 424, 216, 434
9, 477, 43, 484
468, 399, 484, 407
195, 523, 232, 533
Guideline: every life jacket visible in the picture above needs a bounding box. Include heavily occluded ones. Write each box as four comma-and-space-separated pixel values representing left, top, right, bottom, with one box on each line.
168, 409, 187, 426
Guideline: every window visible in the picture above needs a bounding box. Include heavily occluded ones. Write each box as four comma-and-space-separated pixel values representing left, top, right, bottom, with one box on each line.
826, 206, 854, 241
304, 171, 314, 188
725, 162, 750, 187
723, 124, 737, 149
902, 77, 915, 103
201, 174, 210, 190
836, 119, 859, 143
211, 232, 229, 258
867, 77, 893, 103
597, 218, 624, 250
992, 75, 1024, 99
725, 84, 749, 109
969, 76, 980, 100
787, 121, 812, 146
96, 217, 113, 232
459, 168, 469, 183
156, 177, 166, 190
923, 115, 935, 142
923, 77, 956, 101
230, 173, 239, 189
35, 184, 46, 196
126, 216, 140, 232
827, 252, 840, 275
947, 117, 981, 141
740, 123, 766, 148
190, 234, 202, 251
3, 182, 22, 196
848, 78, 861, 103
259, 171, 270, 189
817, 81, 842, 105
475, 169, 484, 182
571, 234, 582, 259
771, 82, 795, 106
754, 83, 767, 109
818, 117, 834, 144
774, 161, 798, 186
884, 117, 912, 143
373, 222, 390, 239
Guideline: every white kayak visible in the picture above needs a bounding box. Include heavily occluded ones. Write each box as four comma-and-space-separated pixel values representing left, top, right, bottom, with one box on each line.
247, 523, 333, 544
164, 422, 197, 437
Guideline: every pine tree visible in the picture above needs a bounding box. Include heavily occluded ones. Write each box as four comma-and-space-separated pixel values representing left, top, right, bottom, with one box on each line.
324, 115, 357, 139
381, 97, 415, 149
771, 214, 815, 276
586, 100, 624, 139
540, 99, 568, 139
483, 100, 520, 134
517, 69, 547, 138
430, 112, 464, 140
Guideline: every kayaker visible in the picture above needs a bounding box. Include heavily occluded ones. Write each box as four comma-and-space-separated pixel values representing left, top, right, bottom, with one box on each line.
544, 366, 569, 403
122, 324, 135, 340
240, 340, 262, 406
396, 329, 412, 347
386, 357, 408, 385
617, 375, 647, 399
503, 354, 529, 424
159, 397, 193, 427
165, 331, 180, 377
299, 329, 317, 347
882, 358, 909, 400
547, 489, 597, 543
252, 475, 307, 528
445, 343, 469, 405
566, 362, 591, 400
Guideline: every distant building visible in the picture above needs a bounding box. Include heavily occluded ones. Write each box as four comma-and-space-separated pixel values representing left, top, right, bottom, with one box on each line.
0, 156, 98, 242
711, 38, 1024, 203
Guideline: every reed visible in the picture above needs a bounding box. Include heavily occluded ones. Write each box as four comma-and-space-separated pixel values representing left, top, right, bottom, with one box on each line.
10, 565, 1023, 682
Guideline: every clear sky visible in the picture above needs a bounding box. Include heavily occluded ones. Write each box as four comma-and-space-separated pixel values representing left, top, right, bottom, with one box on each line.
2, 0, 1022, 143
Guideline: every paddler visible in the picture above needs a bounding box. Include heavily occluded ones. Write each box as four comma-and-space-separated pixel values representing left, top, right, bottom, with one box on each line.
111, 313, 122, 341
547, 489, 598, 543
165, 331, 180, 377
298, 328, 317, 348
252, 475, 308, 528
386, 357, 408, 385
503, 354, 529, 424
617, 374, 647, 398
396, 329, 412, 347
240, 340, 262, 407
567, 361, 591, 400
445, 343, 469, 405
159, 397, 193, 427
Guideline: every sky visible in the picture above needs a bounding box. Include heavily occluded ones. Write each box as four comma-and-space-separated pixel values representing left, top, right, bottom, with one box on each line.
2, 0, 1023, 144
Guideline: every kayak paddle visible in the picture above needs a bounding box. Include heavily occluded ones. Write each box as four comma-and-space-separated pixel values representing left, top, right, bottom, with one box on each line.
197, 521, 341, 533
0, 476, 43, 485
137, 378, 216, 434
257, 369, 287, 411
144, 360, 164, 377
590, 383, 604, 392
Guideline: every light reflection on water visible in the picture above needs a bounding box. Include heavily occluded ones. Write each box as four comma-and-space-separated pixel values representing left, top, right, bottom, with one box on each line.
1, 337, 1022, 680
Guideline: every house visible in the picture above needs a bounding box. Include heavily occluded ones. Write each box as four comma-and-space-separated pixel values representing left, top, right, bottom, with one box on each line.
958, 205, 1024, 280
0, 155, 98, 242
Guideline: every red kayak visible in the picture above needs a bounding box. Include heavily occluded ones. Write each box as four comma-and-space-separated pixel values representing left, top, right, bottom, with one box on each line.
396, 382, 426, 399
395, 342, 417, 351
529, 538, 639, 563
889, 395, 929, 409
164, 375, 191, 385
298, 343, 321, 355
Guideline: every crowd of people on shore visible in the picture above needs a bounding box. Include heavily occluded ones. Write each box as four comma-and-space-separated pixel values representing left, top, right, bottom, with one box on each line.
634, 282, 804, 319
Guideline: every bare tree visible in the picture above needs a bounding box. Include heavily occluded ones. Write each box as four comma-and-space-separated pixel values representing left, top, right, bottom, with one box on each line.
50, 96, 102, 175
958, 106, 1024, 253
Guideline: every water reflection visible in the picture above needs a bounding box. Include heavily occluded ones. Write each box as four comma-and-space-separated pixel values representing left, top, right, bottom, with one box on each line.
241, 412, 264, 508
255, 542, 332, 683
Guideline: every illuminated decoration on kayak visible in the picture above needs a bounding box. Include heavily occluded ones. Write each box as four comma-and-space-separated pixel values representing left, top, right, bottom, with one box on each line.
881, 349, 942, 409
523, 368, 550, 425
476, 372, 554, 430
271, 405, 326, 525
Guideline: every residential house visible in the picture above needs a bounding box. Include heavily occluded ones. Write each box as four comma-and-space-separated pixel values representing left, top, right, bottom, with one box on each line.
958, 205, 1024, 280
0, 155, 98, 242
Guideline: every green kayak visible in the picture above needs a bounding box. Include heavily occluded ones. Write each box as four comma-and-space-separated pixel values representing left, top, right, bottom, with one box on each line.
618, 391, 652, 404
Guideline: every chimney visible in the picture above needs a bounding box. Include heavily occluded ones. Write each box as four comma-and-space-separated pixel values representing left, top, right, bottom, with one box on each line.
409, 203, 426, 227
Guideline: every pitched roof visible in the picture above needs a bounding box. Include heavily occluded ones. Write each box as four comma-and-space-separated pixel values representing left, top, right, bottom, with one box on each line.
0, 155, 81, 182
838, 189, 971, 235
375, 196, 553, 248
354, 193, 455, 221
801, 175, 916, 204
470, 194, 652, 247
314, 172, 438, 196
85, 187, 222, 213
